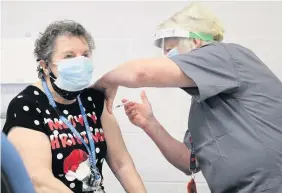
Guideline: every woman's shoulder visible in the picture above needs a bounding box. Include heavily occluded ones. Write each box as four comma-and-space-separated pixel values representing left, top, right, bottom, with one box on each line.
81, 88, 105, 102
80, 88, 105, 116
9, 85, 47, 107
3, 85, 48, 135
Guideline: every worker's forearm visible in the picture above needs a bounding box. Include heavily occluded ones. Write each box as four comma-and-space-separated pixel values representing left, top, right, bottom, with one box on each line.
143, 117, 192, 175
100, 61, 144, 88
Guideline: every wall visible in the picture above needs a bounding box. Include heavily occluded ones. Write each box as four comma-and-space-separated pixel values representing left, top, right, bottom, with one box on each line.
1, 1, 282, 193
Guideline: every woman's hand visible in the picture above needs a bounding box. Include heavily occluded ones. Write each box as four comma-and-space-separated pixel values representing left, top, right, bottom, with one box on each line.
123, 91, 155, 129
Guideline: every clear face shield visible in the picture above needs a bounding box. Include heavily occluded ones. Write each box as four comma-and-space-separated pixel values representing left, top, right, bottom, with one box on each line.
153, 28, 214, 57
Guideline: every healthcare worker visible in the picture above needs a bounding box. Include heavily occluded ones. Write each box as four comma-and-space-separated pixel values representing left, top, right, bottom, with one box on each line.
94, 2, 282, 193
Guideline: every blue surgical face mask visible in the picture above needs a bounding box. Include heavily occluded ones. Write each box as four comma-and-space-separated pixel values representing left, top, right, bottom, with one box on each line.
166, 47, 180, 58
53, 56, 94, 92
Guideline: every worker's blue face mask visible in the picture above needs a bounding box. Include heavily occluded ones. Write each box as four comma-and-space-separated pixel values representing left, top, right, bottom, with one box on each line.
49, 56, 94, 100
166, 48, 180, 58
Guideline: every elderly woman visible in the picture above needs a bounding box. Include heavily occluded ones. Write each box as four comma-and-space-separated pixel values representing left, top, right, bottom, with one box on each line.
3, 20, 146, 193
94, 2, 282, 193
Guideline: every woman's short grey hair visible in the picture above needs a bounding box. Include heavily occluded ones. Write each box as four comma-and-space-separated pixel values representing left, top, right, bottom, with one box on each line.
34, 20, 95, 78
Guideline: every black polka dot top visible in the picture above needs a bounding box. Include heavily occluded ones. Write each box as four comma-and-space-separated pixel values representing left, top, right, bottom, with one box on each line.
3, 85, 107, 192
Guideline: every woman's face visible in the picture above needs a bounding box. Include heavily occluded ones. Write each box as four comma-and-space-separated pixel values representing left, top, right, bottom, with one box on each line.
49, 35, 91, 77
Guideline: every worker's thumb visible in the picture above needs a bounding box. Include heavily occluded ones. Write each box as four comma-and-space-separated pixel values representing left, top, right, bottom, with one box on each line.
140, 90, 150, 105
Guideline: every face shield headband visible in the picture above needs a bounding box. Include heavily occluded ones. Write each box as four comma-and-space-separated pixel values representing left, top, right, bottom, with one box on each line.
153, 28, 214, 56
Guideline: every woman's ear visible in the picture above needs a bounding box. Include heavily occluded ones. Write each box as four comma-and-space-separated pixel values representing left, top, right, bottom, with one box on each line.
39, 60, 49, 75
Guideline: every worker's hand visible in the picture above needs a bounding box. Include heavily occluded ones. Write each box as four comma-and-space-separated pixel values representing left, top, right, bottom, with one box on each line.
123, 91, 155, 129
92, 79, 118, 114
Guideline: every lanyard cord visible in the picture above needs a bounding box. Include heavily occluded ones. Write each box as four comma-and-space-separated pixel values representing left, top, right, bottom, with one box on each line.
41, 78, 100, 179
188, 131, 197, 174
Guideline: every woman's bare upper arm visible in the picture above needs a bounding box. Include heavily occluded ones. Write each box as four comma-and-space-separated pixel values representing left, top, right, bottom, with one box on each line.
100, 101, 132, 168
7, 127, 52, 174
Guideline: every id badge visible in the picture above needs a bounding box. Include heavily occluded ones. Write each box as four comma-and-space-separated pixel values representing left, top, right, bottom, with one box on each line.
187, 178, 197, 193
88, 172, 102, 187
82, 170, 102, 192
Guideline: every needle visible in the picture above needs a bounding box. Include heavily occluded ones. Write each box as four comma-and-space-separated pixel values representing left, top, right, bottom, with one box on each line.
115, 101, 130, 109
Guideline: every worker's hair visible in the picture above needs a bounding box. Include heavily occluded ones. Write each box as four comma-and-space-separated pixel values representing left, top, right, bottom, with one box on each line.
34, 20, 95, 78
157, 2, 224, 51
